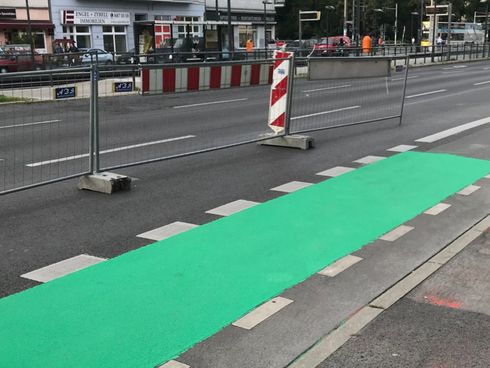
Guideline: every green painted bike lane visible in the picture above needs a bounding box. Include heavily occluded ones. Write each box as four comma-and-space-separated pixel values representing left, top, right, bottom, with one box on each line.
1, 152, 489, 368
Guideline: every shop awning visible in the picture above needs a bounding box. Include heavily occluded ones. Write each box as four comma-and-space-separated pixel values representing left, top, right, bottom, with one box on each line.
0, 20, 54, 30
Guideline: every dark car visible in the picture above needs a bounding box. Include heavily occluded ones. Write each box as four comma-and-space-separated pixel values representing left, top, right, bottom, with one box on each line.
116, 48, 137, 65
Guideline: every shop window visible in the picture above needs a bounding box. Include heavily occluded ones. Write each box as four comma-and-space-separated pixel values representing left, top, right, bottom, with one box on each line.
33, 32, 46, 49
175, 16, 202, 38
239, 25, 257, 48
135, 14, 147, 21
62, 26, 91, 49
103, 26, 127, 53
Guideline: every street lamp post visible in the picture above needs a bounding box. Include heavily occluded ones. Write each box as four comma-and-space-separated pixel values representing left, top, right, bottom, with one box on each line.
25, 0, 35, 64
410, 12, 419, 42
482, 0, 489, 45
324, 5, 335, 38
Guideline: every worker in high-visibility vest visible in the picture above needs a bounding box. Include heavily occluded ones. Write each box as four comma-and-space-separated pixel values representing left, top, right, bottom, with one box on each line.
246, 37, 254, 53
362, 34, 372, 55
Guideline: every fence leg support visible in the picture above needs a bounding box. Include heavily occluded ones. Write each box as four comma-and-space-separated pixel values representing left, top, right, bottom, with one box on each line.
78, 172, 132, 194
258, 135, 314, 150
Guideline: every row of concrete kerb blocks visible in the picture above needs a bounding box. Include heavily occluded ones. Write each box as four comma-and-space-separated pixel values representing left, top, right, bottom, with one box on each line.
140, 61, 275, 95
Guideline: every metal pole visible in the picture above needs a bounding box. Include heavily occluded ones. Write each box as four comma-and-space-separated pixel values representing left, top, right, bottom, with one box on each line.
431, 0, 437, 62
355, 0, 361, 50
399, 56, 410, 126
485, 1, 489, 47
227, 0, 233, 54
284, 53, 295, 136
298, 10, 302, 53
447, 2, 452, 60
25, 0, 35, 64
419, 0, 424, 46
264, 1, 267, 50
344, 0, 348, 36
89, 63, 100, 173
394, 3, 398, 46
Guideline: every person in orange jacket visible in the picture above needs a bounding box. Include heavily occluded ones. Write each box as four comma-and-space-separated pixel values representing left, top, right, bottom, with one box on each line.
362, 34, 372, 54
246, 37, 254, 53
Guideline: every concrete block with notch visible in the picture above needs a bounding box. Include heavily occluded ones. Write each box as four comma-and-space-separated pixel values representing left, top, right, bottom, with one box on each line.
259, 135, 314, 150
78, 172, 131, 194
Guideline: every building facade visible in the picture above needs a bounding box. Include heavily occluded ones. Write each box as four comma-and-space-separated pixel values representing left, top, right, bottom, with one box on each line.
0, 0, 54, 53
205, 0, 276, 49
50, 0, 205, 53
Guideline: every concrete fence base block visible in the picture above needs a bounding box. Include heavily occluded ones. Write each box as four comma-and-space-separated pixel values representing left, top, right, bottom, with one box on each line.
78, 172, 132, 194
259, 135, 314, 150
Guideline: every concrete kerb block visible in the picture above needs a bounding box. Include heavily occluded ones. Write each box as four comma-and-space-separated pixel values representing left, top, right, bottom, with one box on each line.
259, 135, 314, 150
78, 172, 131, 194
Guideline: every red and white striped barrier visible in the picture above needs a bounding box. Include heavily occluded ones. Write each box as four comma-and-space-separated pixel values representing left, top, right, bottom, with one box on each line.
268, 51, 293, 134
141, 63, 273, 94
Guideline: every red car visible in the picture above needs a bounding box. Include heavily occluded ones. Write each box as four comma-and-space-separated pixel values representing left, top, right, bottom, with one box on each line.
0, 51, 43, 73
312, 36, 351, 56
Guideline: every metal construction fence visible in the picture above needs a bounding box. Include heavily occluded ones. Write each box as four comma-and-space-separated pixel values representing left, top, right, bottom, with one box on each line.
289, 57, 408, 134
0, 54, 410, 195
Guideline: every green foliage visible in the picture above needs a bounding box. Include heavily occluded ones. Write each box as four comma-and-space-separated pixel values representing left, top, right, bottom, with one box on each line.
276, 0, 488, 41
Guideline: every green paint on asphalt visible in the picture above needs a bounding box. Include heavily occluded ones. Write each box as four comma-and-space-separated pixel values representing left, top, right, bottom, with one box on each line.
1, 152, 489, 368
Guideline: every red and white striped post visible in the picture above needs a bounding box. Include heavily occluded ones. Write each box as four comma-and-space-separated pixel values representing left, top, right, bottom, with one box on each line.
268, 51, 294, 135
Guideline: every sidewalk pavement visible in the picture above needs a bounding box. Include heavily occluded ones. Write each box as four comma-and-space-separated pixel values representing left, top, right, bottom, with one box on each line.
318, 227, 490, 368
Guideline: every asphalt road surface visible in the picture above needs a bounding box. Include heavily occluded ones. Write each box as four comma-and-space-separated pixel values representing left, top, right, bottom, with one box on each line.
0, 59, 489, 368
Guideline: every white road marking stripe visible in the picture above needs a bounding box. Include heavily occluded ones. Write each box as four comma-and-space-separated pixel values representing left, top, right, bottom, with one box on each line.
173, 98, 248, 109
415, 117, 490, 143
206, 199, 259, 217
380, 225, 414, 242
316, 166, 355, 177
232, 297, 293, 330
354, 155, 386, 165
318, 255, 363, 277
291, 106, 361, 120
387, 144, 418, 152
474, 80, 490, 86
21, 254, 106, 283
405, 89, 447, 99
0, 119, 61, 130
302, 84, 351, 93
424, 203, 451, 216
391, 76, 419, 81
158, 361, 190, 368
271, 181, 313, 193
26, 135, 195, 167
137, 222, 199, 242
458, 185, 480, 196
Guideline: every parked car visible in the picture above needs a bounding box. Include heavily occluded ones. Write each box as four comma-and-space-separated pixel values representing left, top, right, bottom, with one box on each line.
312, 36, 352, 57
0, 50, 43, 73
80, 49, 114, 64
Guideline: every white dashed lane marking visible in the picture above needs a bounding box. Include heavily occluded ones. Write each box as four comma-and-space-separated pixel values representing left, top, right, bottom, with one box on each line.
424, 203, 451, 216
415, 117, 490, 143
206, 199, 259, 217
316, 166, 356, 177
137, 222, 199, 241
354, 155, 386, 165
318, 255, 363, 277
21, 254, 106, 283
458, 185, 480, 196
159, 361, 190, 368
380, 225, 414, 242
271, 181, 313, 193
405, 89, 447, 99
387, 144, 418, 152
232, 297, 294, 330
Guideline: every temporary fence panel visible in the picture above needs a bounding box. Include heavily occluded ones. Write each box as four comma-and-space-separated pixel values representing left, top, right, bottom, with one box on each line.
0, 68, 92, 195
95, 59, 287, 172
289, 57, 408, 134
